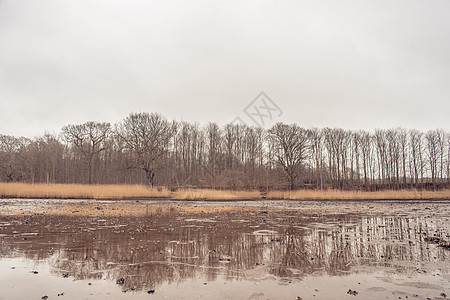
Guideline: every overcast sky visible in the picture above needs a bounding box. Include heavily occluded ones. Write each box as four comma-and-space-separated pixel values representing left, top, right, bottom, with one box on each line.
1, 0, 449, 138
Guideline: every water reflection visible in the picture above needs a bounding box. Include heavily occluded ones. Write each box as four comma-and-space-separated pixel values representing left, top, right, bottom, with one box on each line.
0, 207, 448, 291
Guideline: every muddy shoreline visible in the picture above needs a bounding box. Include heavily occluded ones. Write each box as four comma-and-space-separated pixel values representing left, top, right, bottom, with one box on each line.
1, 199, 449, 299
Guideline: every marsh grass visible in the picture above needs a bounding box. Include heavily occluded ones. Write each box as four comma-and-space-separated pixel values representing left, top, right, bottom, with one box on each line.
0, 183, 170, 199
0, 182, 448, 200
266, 189, 450, 200
171, 188, 260, 200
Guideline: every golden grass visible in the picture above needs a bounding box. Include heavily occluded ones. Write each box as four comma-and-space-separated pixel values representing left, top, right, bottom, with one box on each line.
0, 182, 449, 200
171, 188, 260, 200
0, 182, 171, 199
266, 189, 450, 200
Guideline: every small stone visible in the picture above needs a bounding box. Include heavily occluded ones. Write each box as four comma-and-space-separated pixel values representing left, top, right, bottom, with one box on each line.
347, 289, 358, 296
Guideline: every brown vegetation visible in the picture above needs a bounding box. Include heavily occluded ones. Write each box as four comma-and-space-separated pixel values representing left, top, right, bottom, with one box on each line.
0, 182, 170, 199
0, 183, 448, 200
266, 189, 450, 200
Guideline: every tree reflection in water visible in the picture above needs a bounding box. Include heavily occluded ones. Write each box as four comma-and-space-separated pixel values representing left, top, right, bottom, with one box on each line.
0, 206, 448, 291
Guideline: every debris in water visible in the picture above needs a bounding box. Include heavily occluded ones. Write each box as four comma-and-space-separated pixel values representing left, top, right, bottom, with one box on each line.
347, 289, 358, 296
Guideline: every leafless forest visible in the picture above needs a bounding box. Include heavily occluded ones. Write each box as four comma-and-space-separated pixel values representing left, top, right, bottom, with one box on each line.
1, 112, 449, 191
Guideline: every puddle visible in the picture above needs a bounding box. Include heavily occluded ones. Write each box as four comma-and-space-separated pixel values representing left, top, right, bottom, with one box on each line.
0, 200, 449, 299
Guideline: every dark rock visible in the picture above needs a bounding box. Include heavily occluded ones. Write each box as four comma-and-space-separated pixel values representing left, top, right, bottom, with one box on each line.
347, 289, 358, 296
147, 289, 155, 294
116, 277, 125, 285
32, 270, 39, 274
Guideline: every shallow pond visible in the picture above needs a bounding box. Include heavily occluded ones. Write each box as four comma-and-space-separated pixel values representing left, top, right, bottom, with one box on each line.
0, 199, 449, 299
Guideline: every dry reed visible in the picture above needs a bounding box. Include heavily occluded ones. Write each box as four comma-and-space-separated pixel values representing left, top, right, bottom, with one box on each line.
266, 189, 450, 200
0, 182, 448, 200
0, 182, 170, 199
171, 188, 260, 200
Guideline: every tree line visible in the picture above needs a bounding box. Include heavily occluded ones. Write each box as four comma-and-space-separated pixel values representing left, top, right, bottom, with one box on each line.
1, 112, 449, 191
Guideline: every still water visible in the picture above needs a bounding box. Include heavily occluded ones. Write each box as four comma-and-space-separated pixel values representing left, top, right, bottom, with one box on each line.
0, 199, 449, 299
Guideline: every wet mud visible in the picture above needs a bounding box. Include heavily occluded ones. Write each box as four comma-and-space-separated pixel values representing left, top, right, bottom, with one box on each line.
0, 199, 449, 299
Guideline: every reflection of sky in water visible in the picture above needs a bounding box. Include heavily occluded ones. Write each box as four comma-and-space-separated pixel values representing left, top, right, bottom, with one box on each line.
0, 201, 449, 299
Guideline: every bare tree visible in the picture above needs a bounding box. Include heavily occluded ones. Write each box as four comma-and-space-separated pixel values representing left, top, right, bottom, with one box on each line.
0, 135, 29, 182
409, 130, 425, 187
24, 134, 64, 183
116, 113, 173, 187
398, 128, 409, 188
357, 131, 373, 190
323, 128, 348, 189
62, 121, 111, 184
244, 126, 265, 189
425, 130, 439, 188
308, 128, 324, 190
205, 123, 222, 189
268, 123, 309, 190
386, 129, 400, 189
435, 129, 446, 184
